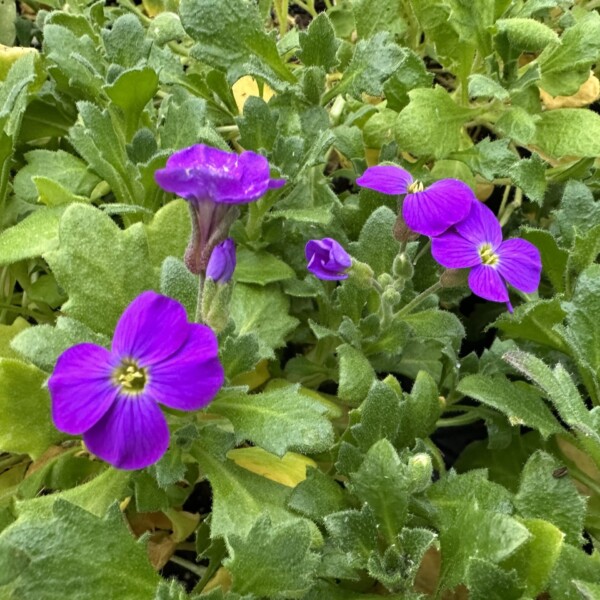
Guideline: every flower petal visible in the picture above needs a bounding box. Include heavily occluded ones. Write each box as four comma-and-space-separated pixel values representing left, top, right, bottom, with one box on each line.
355, 165, 412, 195
431, 232, 481, 269
49, 343, 117, 435
403, 179, 475, 237
112, 291, 189, 366
468, 264, 509, 303
155, 145, 282, 205
497, 238, 542, 293
83, 393, 170, 470
146, 324, 224, 411
455, 199, 502, 248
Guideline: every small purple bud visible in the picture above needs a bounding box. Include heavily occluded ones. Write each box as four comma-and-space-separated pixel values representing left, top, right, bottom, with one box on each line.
305, 238, 352, 281
206, 238, 236, 284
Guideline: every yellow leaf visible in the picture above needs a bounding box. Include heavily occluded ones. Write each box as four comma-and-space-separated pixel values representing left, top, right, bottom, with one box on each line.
0, 45, 37, 81
540, 72, 600, 110
232, 76, 275, 113
230, 358, 270, 391
227, 447, 316, 488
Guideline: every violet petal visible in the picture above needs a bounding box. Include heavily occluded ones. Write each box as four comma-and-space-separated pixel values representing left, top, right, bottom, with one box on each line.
431, 232, 481, 269
112, 291, 188, 366
355, 165, 413, 195
206, 238, 236, 284
305, 238, 351, 281
403, 179, 475, 237
497, 238, 542, 294
83, 393, 170, 470
49, 343, 117, 435
147, 324, 224, 411
455, 200, 502, 248
468, 264, 509, 303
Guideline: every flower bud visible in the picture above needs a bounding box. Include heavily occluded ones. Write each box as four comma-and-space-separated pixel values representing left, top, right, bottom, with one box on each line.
392, 253, 414, 280
206, 238, 236, 284
305, 238, 351, 281
408, 453, 433, 492
201, 279, 233, 333
393, 214, 419, 243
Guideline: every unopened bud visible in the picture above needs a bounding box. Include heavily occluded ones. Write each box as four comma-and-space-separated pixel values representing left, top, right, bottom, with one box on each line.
440, 268, 469, 288
381, 287, 401, 307
201, 279, 233, 333
408, 453, 433, 492
392, 253, 414, 280
349, 259, 375, 289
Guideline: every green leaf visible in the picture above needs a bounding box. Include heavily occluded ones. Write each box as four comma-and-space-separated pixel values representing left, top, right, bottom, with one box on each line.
104, 67, 159, 140
521, 229, 567, 292
226, 516, 318, 598
236, 96, 278, 152
160, 257, 197, 320
350, 439, 409, 543
350, 206, 399, 276
11, 316, 109, 373
533, 108, 600, 159
503, 351, 592, 429
351, 0, 406, 40
548, 544, 600, 600
288, 468, 349, 522
0, 359, 62, 458
458, 374, 562, 439
401, 309, 465, 349
465, 559, 523, 600
208, 386, 334, 457
180, 0, 295, 86
298, 13, 340, 71
337, 344, 375, 405
552, 180, 600, 245
538, 11, 600, 96
383, 49, 433, 111
496, 18, 559, 51
493, 298, 567, 352
0, 206, 65, 266
446, 0, 494, 55
333, 32, 404, 99
0, 0, 16, 46
497, 106, 537, 145
14, 149, 100, 204
220, 333, 261, 380
191, 441, 308, 539
467, 74, 509, 101
515, 451, 586, 545
69, 102, 144, 206
0, 501, 158, 598
397, 370, 442, 446
230, 283, 298, 359
395, 87, 473, 158
234, 248, 294, 286
44, 204, 156, 336
324, 504, 379, 568
503, 518, 564, 597
351, 381, 402, 451
144, 199, 190, 268
567, 223, 600, 282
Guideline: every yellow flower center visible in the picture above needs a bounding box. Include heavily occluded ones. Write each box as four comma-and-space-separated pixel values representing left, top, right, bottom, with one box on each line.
407, 180, 424, 193
478, 243, 499, 266
113, 360, 148, 394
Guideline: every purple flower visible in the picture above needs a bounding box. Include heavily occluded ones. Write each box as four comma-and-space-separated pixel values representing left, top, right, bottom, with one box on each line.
355, 165, 474, 237
305, 238, 352, 281
431, 201, 541, 311
155, 144, 284, 274
206, 238, 236, 284
48, 291, 224, 470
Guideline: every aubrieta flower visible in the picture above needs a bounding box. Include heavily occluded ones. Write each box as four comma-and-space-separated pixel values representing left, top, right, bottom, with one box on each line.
155, 144, 284, 274
305, 238, 352, 281
206, 238, 236, 284
431, 200, 541, 311
49, 291, 224, 470
356, 165, 474, 237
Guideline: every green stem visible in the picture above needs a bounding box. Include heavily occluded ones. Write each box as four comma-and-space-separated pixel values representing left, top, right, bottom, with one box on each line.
395, 281, 442, 318
194, 273, 205, 323
437, 412, 482, 427
413, 239, 431, 264
0, 453, 27, 472
169, 555, 207, 578
293, 0, 317, 16
423, 439, 446, 477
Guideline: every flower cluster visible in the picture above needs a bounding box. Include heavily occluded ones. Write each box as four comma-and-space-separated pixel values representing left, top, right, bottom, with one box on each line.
305, 163, 541, 311
49, 292, 224, 470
